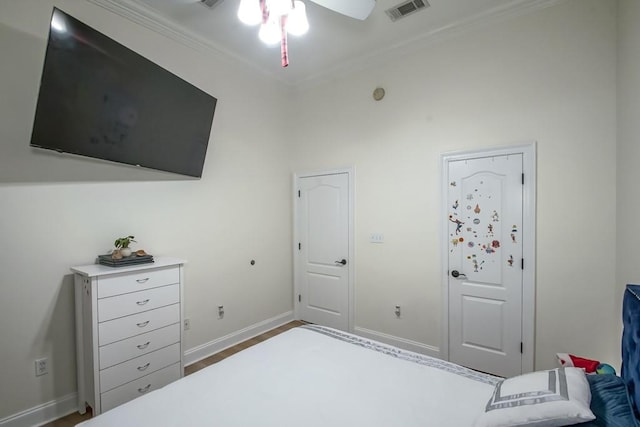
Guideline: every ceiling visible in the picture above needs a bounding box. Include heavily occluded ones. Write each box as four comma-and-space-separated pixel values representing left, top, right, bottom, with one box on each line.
97, 0, 558, 85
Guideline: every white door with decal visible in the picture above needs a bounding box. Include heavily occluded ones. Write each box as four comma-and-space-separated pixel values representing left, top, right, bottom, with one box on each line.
296, 172, 350, 331
447, 154, 523, 378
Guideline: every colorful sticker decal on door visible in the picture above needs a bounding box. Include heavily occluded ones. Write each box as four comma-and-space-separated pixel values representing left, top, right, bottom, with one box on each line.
451, 237, 465, 252
450, 181, 457, 187
477, 240, 500, 255
453, 169, 511, 285
449, 215, 464, 235
511, 225, 518, 243
508, 255, 514, 267
467, 254, 484, 268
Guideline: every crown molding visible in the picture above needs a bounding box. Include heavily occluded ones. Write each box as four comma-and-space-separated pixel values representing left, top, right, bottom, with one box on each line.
294, 0, 568, 89
86, 0, 566, 89
85, 0, 293, 85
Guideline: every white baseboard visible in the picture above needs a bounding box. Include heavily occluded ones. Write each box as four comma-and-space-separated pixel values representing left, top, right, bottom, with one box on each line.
353, 327, 441, 359
0, 392, 78, 427
184, 311, 295, 366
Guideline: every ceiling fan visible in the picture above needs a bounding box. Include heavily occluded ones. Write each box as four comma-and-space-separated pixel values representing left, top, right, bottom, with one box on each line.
302, 0, 376, 21
236, 0, 376, 67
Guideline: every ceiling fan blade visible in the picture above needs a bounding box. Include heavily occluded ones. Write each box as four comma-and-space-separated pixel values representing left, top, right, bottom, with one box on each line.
309, 0, 376, 20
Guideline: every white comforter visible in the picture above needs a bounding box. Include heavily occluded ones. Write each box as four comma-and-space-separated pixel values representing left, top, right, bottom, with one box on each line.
78, 325, 499, 426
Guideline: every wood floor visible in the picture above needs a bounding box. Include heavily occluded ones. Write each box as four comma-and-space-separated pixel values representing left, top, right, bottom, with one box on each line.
43, 320, 306, 427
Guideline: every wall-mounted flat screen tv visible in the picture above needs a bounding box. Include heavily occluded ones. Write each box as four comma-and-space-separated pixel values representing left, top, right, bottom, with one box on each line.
30, 8, 217, 178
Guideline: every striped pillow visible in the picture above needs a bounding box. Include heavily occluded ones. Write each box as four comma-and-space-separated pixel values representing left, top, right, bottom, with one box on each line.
475, 367, 595, 427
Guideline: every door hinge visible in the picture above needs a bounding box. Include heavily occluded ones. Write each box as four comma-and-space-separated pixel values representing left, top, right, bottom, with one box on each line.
521, 173, 524, 185
298, 294, 301, 302
298, 190, 301, 198
521, 258, 524, 270
520, 342, 523, 354
298, 242, 301, 250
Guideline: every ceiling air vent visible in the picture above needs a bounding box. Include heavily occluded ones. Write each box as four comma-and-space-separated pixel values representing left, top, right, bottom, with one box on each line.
200, 0, 224, 8
385, 0, 429, 22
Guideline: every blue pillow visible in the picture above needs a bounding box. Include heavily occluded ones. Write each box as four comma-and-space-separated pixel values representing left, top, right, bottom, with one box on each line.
623, 284, 640, 421
576, 374, 639, 427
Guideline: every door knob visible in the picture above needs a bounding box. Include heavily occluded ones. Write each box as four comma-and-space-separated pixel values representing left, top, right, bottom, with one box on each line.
451, 270, 467, 278
335, 259, 347, 266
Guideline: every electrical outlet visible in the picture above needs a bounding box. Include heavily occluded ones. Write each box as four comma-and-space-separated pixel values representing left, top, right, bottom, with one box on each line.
35, 358, 48, 376
184, 318, 190, 331
217, 305, 224, 319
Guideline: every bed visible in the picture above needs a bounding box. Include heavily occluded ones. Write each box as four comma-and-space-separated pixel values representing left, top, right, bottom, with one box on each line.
77, 285, 640, 427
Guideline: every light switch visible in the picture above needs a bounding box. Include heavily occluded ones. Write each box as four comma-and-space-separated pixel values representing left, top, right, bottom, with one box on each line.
370, 233, 384, 243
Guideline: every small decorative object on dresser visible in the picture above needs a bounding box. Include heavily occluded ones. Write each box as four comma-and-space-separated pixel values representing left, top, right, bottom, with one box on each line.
71, 257, 186, 415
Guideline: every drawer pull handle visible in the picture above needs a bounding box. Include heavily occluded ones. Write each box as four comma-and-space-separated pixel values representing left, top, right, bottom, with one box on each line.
136, 299, 150, 306
136, 278, 150, 284
138, 384, 151, 394
136, 321, 150, 328
137, 342, 151, 350
137, 362, 151, 371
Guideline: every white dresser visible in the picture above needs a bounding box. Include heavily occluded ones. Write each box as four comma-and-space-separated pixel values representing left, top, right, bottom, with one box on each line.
72, 257, 185, 415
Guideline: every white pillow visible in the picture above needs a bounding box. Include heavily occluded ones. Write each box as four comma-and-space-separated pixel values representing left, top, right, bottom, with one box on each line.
475, 367, 595, 427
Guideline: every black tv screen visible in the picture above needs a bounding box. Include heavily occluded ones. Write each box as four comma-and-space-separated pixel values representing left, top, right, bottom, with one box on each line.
30, 8, 217, 178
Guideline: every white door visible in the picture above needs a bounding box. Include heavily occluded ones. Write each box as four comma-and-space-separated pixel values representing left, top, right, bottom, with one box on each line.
447, 154, 524, 378
295, 172, 350, 331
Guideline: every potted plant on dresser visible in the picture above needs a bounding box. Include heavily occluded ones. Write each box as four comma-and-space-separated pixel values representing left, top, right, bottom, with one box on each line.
113, 235, 136, 258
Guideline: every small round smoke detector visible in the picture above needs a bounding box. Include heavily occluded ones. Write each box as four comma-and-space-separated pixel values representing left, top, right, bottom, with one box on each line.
373, 87, 385, 101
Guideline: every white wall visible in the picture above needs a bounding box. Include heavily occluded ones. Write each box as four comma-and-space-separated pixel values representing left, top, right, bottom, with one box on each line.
617, 2, 640, 313
0, 0, 628, 422
0, 0, 293, 420
290, 0, 619, 370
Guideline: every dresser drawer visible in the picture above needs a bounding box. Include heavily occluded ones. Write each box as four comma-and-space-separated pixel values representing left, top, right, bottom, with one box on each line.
100, 342, 180, 392
100, 323, 181, 369
99, 304, 179, 346
98, 284, 179, 322
97, 266, 180, 299
100, 362, 181, 413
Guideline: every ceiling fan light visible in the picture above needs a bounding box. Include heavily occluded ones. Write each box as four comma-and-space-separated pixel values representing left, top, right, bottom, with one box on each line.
238, 0, 262, 26
258, 18, 281, 45
268, 0, 293, 17
286, 1, 309, 36
51, 13, 68, 33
